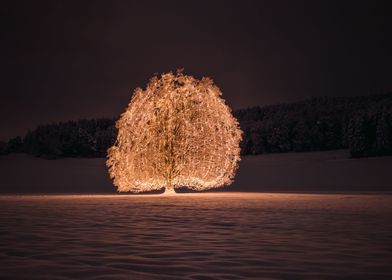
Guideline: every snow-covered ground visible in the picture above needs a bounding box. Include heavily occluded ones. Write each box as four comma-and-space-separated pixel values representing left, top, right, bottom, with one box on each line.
0, 150, 391, 193
1, 193, 392, 279
231, 150, 392, 192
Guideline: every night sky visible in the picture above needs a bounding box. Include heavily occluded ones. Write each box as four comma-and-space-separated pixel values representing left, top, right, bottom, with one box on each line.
1, 1, 391, 140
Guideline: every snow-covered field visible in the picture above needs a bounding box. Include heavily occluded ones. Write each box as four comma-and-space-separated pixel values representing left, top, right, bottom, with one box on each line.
1, 152, 391, 279
0, 150, 391, 193
1, 193, 391, 279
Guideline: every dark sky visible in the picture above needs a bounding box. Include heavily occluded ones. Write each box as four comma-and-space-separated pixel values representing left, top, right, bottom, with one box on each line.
1, 0, 391, 140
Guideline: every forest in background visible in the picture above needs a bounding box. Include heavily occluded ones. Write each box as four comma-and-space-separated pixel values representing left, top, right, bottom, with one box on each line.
1, 93, 391, 159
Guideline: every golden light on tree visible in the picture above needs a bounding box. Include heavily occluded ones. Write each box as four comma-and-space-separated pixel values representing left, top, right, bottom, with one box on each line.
106, 70, 242, 194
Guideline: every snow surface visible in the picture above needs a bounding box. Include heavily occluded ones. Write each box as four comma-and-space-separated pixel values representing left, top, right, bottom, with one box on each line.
1, 193, 391, 279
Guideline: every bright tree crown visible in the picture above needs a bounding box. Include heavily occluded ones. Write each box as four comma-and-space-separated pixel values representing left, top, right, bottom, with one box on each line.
107, 70, 242, 193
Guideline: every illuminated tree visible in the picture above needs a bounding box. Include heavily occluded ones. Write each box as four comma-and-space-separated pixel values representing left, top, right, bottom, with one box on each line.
106, 70, 242, 194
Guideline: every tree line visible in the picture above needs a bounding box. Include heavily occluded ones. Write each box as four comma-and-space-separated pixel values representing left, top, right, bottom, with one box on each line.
0, 119, 116, 159
1, 93, 391, 159
235, 92, 392, 157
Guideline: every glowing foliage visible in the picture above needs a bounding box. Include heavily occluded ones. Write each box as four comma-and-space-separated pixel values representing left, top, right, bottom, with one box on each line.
106, 70, 242, 193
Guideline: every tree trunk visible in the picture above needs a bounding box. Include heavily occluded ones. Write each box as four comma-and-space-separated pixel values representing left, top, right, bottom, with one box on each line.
163, 187, 176, 195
